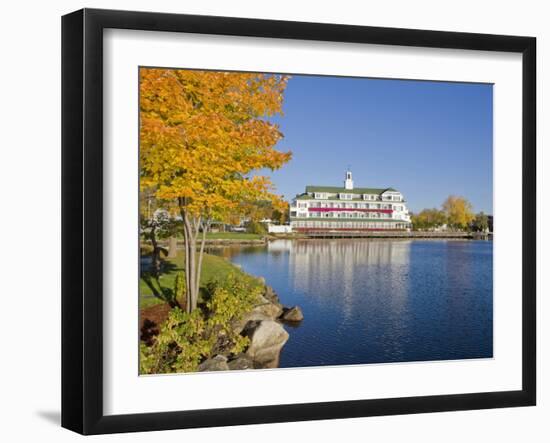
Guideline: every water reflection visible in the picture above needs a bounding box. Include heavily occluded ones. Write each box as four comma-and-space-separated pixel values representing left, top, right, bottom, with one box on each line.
282, 240, 411, 323
211, 239, 493, 368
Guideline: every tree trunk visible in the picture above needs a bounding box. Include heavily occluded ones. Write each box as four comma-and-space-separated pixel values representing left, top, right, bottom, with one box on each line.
195, 223, 209, 300
167, 236, 178, 258
180, 202, 198, 313
149, 225, 161, 278
188, 235, 197, 311
178, 200, 211, 313
182, 225, 190, 312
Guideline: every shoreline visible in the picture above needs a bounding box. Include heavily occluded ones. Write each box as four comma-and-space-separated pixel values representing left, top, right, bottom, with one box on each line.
140, 251, 300, 373
158, 232, 492, 249
269, 232, 492, 241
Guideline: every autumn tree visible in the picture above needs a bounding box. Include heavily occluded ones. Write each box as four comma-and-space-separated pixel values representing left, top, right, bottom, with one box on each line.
471, 211, 489, 232
411, 208, 447, 230
140, 68, 291, 313
239, 199, 276, 223
442, 195, 475, 230
271, 201, 290, 224
238, 199, 289, 224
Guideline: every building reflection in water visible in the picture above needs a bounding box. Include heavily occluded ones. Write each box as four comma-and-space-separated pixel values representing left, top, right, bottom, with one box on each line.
269, 239, 412, 323
221, 239, 492, 367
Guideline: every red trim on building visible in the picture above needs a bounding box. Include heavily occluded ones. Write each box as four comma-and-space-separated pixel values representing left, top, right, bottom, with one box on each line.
294, 227, 407, 232
308, 207, 393, 214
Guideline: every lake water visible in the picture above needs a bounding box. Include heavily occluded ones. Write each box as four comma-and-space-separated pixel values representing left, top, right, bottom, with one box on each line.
212, 239, 493, 368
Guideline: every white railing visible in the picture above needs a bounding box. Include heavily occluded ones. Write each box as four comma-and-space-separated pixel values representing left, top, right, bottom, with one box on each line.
268, 224, 293, 234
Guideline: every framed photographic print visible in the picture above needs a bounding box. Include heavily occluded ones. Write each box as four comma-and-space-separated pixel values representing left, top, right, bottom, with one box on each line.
61, 8, 536, 435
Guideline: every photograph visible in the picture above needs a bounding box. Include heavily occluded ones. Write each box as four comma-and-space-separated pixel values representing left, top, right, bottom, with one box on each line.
138, 67, 494, 374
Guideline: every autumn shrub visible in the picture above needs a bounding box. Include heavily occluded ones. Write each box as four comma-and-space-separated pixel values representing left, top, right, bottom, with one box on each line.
173, 271, 186, 309
246, 221, 267, 235
140, 272, 263, 374
204, 272, 262, 356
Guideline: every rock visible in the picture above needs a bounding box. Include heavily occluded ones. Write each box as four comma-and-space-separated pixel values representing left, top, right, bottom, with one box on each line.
232, 295, 284, 334
263, 286, 280, 304
227, 354, 254, 370
280, 306, 304, 322
231, 309, 271, 335
253, 296, 283, 318
243, 320, 289, 367
198, 354, 229, 372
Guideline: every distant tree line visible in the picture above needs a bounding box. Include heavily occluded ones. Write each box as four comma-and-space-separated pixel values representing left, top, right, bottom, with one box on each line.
411, 195, 490, 232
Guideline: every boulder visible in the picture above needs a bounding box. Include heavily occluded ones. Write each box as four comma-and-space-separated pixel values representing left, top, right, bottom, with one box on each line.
227, 354, 254, 370
198, 354, 229, 372
280, 306, 304, 322
243, 320, 289, 367
253, 296, 283, 318
232, 295, 284, 335
231, 310, 271, 335
263, 286, 280, 304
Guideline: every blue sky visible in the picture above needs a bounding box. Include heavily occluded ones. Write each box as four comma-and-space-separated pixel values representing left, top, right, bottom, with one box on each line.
266, 75, 493, 214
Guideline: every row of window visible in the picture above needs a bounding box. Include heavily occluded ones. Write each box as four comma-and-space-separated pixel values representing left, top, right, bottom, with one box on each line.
291, 221, 410, 229
298, 202, 404, 211
312, 192, 403, 201
308, 212, 392, 219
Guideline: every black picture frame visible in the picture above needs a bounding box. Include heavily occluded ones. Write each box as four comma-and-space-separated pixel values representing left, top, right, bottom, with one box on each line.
61, 8, 536, 435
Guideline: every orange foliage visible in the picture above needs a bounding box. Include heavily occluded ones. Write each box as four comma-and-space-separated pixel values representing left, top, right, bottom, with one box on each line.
139, 68, 292, 222
139, 68, 292, 311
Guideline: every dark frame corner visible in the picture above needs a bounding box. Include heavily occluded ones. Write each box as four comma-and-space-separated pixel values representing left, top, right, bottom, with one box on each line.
62, 8, 536, 435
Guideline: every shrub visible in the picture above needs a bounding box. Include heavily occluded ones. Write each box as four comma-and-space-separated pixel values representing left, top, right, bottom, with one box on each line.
173, 271, 186, 308
140, 308, 211, 374
204, 272, 262, 355
245, 220, 267, 235
139, 272, 263, 374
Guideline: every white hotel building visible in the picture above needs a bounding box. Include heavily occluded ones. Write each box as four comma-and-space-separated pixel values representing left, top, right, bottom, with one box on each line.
289, 171, 411, 232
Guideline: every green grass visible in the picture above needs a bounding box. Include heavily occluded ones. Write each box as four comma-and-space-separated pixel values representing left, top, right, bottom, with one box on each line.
140, 250, 258, 309
204, 232, 263, 240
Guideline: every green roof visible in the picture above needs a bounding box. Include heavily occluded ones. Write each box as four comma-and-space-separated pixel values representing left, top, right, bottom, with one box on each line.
305, 186, 397, 195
